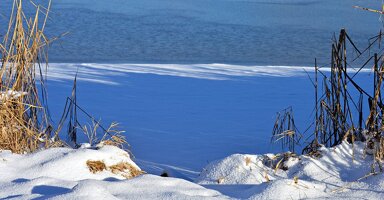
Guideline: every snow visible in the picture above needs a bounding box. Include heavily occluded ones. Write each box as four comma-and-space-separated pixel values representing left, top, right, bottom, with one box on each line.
197, 141, 384, 199
196, 154, 284, 185
48, 175, 226, 200
0, 145, 140, 182
0, 145, 227, 199
0, 141, 382, 199
0, 0, 382, 198
0, 90, 28, 102
45, 63, 372, 85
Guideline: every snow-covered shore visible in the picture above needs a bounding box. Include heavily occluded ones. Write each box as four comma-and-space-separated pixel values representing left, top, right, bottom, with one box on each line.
197, 141, 383, 199
0, 142, 382, 199
0, 145, 225, 199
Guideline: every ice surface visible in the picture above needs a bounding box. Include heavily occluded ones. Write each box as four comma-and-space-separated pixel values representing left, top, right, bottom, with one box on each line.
0, 0, 380, 65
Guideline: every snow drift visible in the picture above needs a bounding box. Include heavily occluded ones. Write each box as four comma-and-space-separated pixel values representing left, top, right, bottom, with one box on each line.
46, 63, 372, 85
0, 145, 226, 199
0, 142, 382, 199
197, 141, 383, 199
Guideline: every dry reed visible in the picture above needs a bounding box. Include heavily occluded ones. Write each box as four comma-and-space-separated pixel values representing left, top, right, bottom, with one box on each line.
271, 28, 384, 172
245, 156, 252, 166
0, 0, 58, 153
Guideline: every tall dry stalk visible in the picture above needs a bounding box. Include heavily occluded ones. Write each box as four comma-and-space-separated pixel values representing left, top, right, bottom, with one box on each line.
0, 0, 56, 153
271, 107, 301, 153
294, 28, 384, 170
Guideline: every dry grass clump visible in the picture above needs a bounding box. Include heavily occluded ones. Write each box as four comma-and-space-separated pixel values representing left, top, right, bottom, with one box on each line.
86, 160, 144, 179
264, 171, 270, 182
217, 177, 225, 184
244, 156, 252, 166
293, 176, 299, 184
99, 122, 129, 150
263, 152, 296, 171
86, 160, 107, 173
103, 135, 128, 149
109, 162, 144, 179
80, 121, 131, 153
0, 0, 59, 153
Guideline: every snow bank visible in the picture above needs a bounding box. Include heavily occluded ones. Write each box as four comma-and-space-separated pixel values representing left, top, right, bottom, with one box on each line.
47, 175, 227, 200
0, 145, 227, 199
196, 154, 288, 184
1, 142, 382, 199
197, 142, 384, 199
0, 145, 140, 181
0, 174, 227, 200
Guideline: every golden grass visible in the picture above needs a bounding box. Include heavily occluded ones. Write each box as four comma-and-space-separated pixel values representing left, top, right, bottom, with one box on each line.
264, 171, 270, 182
101, 122, 129, 150
274, 158, 285, 173
0, 0, 59, 153
81, 121, 130, 151
86, 160, 107, 173
103, 135, 128, 148
293, 176, 298, 184
244, 156, 252, 166
101, 122, 129, 149
86, 160, 144, 179
109, 162, 144, 179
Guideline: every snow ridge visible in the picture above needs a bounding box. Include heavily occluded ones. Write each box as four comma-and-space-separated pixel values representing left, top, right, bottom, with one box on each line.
45, 63, 371, 85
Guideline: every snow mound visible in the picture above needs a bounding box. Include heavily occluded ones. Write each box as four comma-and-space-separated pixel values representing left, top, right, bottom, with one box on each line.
0, 174, 227, 200
1, 142, 382, 199
0, 145, 140, 181
49, 175, 227, 200
0, 146, 228, 199
197, 142, 384, 199
196, 154, 288, 184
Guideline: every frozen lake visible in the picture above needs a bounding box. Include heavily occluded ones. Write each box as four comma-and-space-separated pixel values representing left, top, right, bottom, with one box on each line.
45, 64, 316, 170
1, 0, 381, 65
0, 0, 381, 171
